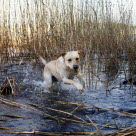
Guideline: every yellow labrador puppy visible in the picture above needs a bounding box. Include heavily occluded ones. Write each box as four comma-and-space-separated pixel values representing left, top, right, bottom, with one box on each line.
40, 50, 85, 93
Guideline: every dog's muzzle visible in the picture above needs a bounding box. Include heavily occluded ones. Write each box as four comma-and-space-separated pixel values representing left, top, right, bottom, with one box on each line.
73, 65, 79, 73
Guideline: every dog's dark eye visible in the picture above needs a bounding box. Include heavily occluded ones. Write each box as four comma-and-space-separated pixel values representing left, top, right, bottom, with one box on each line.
68, 59, 72, 62
76, 58, 79, 61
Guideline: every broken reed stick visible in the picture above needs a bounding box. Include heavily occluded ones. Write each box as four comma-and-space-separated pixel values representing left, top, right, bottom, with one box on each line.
0, 97, 59, 122
69, 105, 81, 115
0, 77, 16, 95
72, 122, 123, 129
0, 97, 125, 134
56, 101, 136, 118
0, 97, 122, 130
105, 127, 136, 136
6, 77, 14, 95
0, 78, 7, 87
0, 125, 22, 131
91, 115, 122, 135
27, 102, 85, 122
2, 115, 31, 119
0, 97, 87, 125
66, 105, 81, 121
0, 126, 11, 130
1, 81, 9, 93
85, 115, 99, 130
11, 76, 17, 94
0, 99, 21, 108
2, 131, 93, 135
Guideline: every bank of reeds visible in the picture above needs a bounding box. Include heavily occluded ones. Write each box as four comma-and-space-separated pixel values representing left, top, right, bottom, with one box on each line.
0, 0, 136, 87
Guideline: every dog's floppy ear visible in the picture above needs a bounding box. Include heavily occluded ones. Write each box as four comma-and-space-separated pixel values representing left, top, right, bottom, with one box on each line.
56, 52, 66, 58
78, 50, 85, 56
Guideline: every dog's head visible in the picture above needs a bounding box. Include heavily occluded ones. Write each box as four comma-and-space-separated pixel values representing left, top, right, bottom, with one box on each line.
58, 50, 84, 73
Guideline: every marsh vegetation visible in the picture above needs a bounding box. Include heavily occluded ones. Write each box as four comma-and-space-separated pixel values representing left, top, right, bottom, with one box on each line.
0, 0, 136, 86
0, 0, 136, 135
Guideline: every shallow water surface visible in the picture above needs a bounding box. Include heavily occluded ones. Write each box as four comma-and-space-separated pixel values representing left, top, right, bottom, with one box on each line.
0, 62, 136, 135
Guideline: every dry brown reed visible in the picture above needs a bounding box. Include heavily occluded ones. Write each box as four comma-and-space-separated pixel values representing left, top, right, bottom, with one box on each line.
0, 1, 136, 135
0, 97, 125, 135
0, 0, 136, 87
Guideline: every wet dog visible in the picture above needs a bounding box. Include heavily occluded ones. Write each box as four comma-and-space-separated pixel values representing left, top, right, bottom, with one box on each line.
40, 50, 85, 93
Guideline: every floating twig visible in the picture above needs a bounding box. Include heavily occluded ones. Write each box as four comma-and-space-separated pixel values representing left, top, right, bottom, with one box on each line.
91, 115, 122, 135
2, 115, 31, 119
56, 101, 136, 118
0, 126, 11, 130
0, 97, 59, 122
3, 130, 93, 135
86, 115, 99, 130
27, 102, 85, 122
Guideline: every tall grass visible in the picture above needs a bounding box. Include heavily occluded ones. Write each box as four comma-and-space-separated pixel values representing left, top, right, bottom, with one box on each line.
0, 0, 136, 87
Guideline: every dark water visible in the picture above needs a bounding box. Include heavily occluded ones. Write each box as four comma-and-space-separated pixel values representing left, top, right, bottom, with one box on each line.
0, 61, 136, 136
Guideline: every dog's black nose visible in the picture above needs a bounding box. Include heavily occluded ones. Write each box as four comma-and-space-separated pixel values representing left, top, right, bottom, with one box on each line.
73, 65, 79, 70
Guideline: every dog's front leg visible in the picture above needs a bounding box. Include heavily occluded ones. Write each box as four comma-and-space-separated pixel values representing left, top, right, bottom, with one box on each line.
62, 77, 83, 90
76, 72, 85, 88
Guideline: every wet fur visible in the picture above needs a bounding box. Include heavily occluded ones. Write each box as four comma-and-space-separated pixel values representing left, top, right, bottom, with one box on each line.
40, 50, 85, 93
